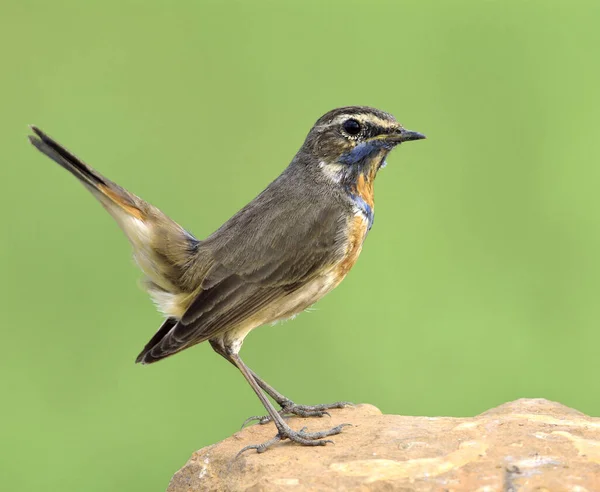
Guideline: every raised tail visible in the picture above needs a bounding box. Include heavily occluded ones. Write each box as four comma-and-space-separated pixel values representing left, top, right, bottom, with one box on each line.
29, 126, 106, 188
29, 126, 147, 221
28, 126, 200, 319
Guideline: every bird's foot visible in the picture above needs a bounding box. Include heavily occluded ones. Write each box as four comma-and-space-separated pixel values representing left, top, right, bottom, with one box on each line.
242, 400, 352, 428
237, 423, 351, 456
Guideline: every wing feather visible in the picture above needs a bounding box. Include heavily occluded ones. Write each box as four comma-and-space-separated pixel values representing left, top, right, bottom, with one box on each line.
136, 167, 352, 364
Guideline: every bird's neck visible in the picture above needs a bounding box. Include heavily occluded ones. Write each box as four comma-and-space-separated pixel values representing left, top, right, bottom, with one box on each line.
343, 161, 380, 231
347, 170, 375, 209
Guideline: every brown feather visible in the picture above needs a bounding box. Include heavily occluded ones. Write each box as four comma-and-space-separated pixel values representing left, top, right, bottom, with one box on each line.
137, 165, 352, 363
28, 106, 421, 367
28, 127, 199, 316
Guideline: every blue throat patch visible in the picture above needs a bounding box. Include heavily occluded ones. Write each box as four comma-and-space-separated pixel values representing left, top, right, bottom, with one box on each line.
339, 141, 383, 166
339, 141, 383, 231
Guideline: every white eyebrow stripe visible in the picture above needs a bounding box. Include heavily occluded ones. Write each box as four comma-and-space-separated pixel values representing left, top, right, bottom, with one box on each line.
317, 114, 398, 130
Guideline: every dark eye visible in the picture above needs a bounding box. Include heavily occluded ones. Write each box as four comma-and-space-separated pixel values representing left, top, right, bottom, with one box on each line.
342, 119, 361, 136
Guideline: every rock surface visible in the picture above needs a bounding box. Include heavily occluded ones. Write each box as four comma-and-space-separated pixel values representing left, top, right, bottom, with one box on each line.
168, 399, 600, 491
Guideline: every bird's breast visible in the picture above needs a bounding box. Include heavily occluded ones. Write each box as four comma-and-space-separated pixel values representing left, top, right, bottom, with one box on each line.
347, 172, 375, 230
355, 173, 375, 210
217, 212, 371, 349
335, 213, 370, 280
262, 213, 370, 324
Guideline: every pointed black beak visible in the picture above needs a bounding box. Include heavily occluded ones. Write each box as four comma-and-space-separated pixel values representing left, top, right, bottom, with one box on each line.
398, 128, 426, 142
381, 128, 426, 145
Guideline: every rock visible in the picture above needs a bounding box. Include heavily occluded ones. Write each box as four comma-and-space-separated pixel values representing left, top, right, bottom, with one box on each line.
167, 399, 600, 491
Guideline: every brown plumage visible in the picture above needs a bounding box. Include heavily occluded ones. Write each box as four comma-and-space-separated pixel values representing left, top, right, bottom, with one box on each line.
28, 107, 425, 453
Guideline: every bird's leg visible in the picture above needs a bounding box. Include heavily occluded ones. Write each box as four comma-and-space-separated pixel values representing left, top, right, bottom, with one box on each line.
243, 369, 351, 427
228, 353, 350, 455
209, 340, 351, 427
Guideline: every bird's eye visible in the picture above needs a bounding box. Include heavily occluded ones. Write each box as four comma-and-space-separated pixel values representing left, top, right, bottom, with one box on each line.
342, 119, 361, 136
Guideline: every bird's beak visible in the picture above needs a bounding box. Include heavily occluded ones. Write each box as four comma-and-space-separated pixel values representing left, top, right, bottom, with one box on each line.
375, 128, 426, 146
396, 128, 426, 143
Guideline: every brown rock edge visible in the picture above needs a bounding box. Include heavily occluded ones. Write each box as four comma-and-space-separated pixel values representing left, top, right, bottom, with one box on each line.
167, 399, 600, 491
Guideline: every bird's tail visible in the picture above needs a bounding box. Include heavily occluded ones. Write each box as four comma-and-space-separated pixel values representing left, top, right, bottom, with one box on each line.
29, 126, 149, 221
28, 126, 199, 318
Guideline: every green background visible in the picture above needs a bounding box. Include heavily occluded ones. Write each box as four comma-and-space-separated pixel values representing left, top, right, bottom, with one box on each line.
2, 0, 599, 490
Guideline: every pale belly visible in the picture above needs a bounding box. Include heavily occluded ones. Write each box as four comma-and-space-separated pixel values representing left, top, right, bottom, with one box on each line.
218, 212, 369, 354
269, 271, 345, 322
217, 271, 345, 354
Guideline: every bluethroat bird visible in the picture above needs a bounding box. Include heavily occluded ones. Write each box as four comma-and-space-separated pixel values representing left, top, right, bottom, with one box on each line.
28, 106, 425, 453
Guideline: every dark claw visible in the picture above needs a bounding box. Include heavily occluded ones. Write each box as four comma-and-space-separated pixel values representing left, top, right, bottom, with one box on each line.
236, 435, 282, 458
241, 415, 263, 429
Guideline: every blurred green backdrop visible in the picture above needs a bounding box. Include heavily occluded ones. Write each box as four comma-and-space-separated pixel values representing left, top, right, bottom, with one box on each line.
2, 0, 600, 490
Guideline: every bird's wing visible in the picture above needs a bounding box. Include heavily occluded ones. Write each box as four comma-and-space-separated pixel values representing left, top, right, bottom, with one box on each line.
137, 182, 349, 363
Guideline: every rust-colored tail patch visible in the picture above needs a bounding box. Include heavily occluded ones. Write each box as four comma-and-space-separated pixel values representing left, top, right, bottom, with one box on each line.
98, 184, 144, 220
29, 126, 145, 221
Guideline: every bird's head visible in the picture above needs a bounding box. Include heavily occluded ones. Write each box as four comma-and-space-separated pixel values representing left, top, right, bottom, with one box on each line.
300, 106, 425, 188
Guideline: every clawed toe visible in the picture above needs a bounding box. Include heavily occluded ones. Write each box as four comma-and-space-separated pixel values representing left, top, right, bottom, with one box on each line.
285, 406, 330, 418
298, 422, 352, 439
241, 401, 353, 428
241, 414, 268, 429
236, 435, 283, 456
236, 422, 351, 456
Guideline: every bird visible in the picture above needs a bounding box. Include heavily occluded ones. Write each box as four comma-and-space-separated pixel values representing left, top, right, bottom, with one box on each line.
28, 106, 425, 453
